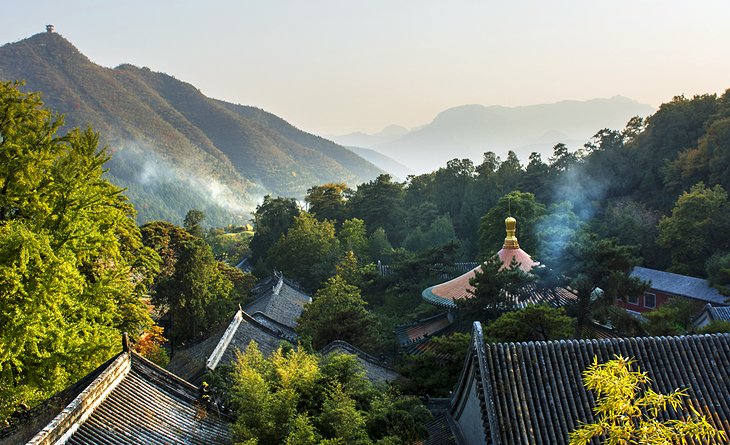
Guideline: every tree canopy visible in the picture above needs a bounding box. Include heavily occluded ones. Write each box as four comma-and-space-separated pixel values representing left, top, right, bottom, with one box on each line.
228, 342, 430, 445
297, 275, 376, 350
569, 355, 726, 445
0, 81, 159, 419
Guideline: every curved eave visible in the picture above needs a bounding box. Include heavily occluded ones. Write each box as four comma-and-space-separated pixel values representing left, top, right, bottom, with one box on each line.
422, 285, 458, 309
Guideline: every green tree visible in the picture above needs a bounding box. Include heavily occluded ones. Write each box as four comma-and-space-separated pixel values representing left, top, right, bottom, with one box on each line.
249, 195, 301, 265
306, 183, 351, 225
658, 183, 730, 276
183, 208, 205, 237
338, 218, 370, 263
268, 213, 341, 291
368, 227, 394, 263
642, 298, 699, 336
0, 81, 158, 419
297, 275, 376, 350
551, 230, 647, 331
348, 175, 406, 244
485, 305, 574, 342
569, 355, 726, 445
140, 220, 194, 283
706, 251, 730, 295
397, 332, 470, 397
228, 342, 429, 445
155, 238, 233, 344
459, 255, 534, 321
478, 191, 546, 257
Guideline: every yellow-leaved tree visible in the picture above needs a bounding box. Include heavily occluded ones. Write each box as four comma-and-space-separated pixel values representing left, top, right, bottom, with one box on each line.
570, 355, 726, 445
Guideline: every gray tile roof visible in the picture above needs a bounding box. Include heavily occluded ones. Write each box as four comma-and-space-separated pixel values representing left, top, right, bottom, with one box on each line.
319, 341, 401, 383
448, 322, 730, 445
167, 308, 295, 385
424, 398, 463, 445
632, 266, 729, 305
244, 273, 311, 329
23, 352, 231, 445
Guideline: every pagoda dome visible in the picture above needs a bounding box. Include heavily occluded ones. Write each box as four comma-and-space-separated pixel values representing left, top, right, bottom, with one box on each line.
497, 216, 538, 272
422, 216, 538, 308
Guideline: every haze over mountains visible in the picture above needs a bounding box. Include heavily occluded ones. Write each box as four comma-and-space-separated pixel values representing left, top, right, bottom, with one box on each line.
0, 32, 383, 225
331, 98, 655, 173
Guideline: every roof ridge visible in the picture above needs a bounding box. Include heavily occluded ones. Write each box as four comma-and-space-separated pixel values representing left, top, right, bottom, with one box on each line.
206, 309, 244, 371
27, 352, 130, 445
238, 309, 294, 340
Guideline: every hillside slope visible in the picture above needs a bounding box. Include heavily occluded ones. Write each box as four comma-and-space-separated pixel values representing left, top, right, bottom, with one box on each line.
0, 32, 382, 224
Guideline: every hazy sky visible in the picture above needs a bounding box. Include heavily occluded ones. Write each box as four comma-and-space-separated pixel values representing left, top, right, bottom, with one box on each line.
2, 1, 729, 135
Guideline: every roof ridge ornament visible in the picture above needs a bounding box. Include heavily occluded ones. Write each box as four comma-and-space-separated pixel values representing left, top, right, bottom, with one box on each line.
503, 216, 520, 249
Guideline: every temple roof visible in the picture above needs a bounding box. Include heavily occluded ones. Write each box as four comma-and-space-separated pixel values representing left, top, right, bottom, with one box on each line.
244, 273, 311, 329
14, 351, 231, 445
448, 323, 730, 445
631, 266, 728, 305
167, 273, 311, 385
167, 308, 296, 385
422, 216, 540, 309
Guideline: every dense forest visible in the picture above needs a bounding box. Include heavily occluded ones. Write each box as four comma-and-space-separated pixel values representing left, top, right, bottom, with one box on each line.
251, 89, 730, 287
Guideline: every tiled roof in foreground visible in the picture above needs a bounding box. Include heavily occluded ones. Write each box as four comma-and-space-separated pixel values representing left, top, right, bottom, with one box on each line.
22, 350, 231, 445
449, 323, 730, 445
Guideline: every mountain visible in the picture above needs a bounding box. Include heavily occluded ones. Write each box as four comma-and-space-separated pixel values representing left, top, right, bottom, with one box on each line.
0, 32, 383, 225
330, 124, 409, 149
339, 98, 655, 174
344, 146, 414, 181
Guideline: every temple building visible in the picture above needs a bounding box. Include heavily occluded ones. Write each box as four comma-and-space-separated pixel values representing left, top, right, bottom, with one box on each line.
167, 272, 309, 384
620, 266, 728, 313
421, 216, 575, 309
397, 216, 576, 353
2, 336, 231, 445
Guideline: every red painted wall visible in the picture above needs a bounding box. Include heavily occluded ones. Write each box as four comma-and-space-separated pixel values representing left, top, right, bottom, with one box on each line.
618, 289, 672, 313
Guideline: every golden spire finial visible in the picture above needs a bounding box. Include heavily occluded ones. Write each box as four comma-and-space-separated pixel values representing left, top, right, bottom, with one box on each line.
503, 215, 519, 249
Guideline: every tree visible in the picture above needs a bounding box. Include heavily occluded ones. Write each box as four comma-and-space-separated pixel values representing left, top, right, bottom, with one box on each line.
658, 183, 730, 277
706, 252, 730, 295
155, 238, 233, 344
0, 81, 158, 420
551, 230, 647, 331
642, 298, 699, 336
459, 255, 534, 321
338, 218, 370, 263
397, 332, 470, 397
569, 355, 726, 445
478, 191, 546, 257
228, 342, 430, 445
305, 183, 351, 225
348, 175, 406, 244
485, 305, 574, 342
249, 195, 300, 264
140, 220, 194, 283
183, 208, 205, 237
297, 275, 376, 350
268, 213, 341, 291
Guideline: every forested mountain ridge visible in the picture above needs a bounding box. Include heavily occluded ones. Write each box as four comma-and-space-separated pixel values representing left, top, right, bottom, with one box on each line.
0, 32, 383, 225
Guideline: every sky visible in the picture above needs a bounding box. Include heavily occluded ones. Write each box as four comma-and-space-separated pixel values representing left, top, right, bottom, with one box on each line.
1, 1, 729, 136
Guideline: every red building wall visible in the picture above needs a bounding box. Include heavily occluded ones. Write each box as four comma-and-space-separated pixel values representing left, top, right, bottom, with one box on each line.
618, 289, 673, 313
